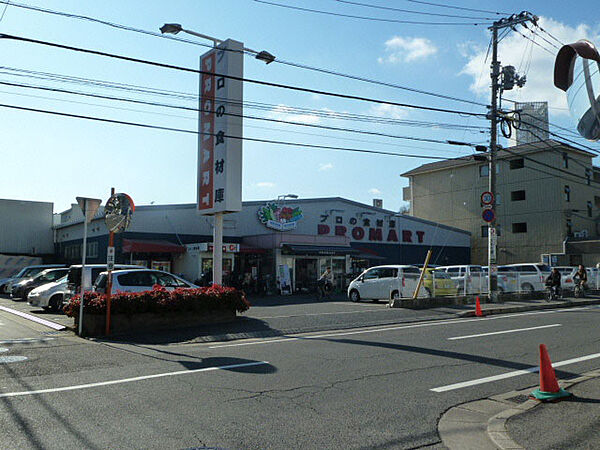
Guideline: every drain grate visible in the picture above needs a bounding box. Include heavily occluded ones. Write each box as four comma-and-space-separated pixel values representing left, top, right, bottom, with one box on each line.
505, 394, 529, 404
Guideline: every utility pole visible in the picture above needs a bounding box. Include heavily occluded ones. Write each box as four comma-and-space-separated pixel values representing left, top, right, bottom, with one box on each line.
487, 12, 538, 302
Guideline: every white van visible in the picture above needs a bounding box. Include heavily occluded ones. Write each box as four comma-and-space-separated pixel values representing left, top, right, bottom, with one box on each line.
347, 265, 422, 302
436, 265, 487, 295
63, 264, 145, 304
499, 263, 551, 292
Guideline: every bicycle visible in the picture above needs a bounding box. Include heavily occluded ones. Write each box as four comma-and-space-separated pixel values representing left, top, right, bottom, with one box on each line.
317, 279, 333, 301
546, 285, 561, 302
574, 277, 585, 298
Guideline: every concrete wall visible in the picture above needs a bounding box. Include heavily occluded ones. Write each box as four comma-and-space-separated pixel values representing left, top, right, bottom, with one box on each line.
0, 199, 54, 255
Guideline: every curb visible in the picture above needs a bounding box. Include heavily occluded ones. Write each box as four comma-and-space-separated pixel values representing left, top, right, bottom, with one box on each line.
458, 298, 600, 318
438, 369, 600, 449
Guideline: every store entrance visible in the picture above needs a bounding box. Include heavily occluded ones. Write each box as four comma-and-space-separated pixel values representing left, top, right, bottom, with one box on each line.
294, 258, 318, 293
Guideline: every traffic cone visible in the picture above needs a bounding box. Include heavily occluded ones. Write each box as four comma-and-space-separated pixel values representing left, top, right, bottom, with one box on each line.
475, 297, 483, 317
530, 344, 571, 401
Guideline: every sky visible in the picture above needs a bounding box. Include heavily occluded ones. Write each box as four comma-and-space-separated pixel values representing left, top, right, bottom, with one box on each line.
0, 0, 599, 213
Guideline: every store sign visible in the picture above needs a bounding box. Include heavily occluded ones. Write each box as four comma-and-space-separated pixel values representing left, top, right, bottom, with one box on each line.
197, 39, 243, 215
186, 243, 240, 253
258, 203, 303, 231
317, 222, 425, 243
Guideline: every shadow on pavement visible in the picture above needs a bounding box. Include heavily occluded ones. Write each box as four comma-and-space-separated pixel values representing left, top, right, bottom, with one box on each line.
246, 293, 347, 307
566, 395, 600, 404
317, 337, 581, 379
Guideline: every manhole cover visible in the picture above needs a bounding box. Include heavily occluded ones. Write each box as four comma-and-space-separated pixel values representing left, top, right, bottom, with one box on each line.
505, 394, 529, 404
0, 356, 27, 363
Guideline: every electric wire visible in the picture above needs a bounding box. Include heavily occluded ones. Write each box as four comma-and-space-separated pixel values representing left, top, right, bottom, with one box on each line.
0, 102, 479, 161
0, 33, 487, 118
526, 26, 561, 51
535, 24, 565, 47
0, 0, 489, 108
332, 0, 496, 20
397, 0, 509, 16
253, 0, 493, 25
0, 0, 8, 22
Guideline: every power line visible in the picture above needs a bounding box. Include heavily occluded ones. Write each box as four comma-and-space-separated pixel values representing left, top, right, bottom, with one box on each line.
512, 27, 556, 56
0, 102, 478, 161
332, 0, 495, 20
398, 0, 509, 16
0, 33, 487, 118
253, 0, 493, 25
0, 80, 487, 146
0, 0, 489, 108
526, 25, 561, 51
535, 24, 564, 47
0, 0, 9, 22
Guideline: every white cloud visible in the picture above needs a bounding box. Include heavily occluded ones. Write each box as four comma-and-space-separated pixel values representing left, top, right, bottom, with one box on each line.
318, 162, 333, 171
378, 36, 438, 64
268, 104, 320, 125
460, 17, 600, 114
368, 103, 409, 120
256, 182, 275, 188
369, 188, 382, 195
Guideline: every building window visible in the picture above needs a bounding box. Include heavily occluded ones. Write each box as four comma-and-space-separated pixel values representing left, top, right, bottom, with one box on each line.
512, 222, 527, 233
564, 185, 571, 202
511, 190, 526, 201
588, 201, 593, 217
87, 242, 98, 258
479, 165, 489, 177
496, 193, 502, 205
481, 226, 488, 238
562, 152, 569, 169
509, 158, 524, 170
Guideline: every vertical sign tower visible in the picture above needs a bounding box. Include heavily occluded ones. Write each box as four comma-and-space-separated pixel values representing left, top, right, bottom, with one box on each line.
198, 40, 244, 285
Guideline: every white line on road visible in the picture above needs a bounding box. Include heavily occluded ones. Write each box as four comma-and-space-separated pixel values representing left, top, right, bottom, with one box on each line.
447, 324, 562, 340
0, 306, 66, 330
209, 306, 593, 349
431, 352, 600, 392
0, 360, 270, 399
256, 308, 383, 320
0, 338, 55, 344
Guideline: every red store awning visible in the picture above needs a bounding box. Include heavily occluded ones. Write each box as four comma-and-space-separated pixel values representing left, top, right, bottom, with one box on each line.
122, 239, 186, 254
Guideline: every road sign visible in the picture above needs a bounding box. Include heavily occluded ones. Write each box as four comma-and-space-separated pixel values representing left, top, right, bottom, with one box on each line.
481, 191, 494, 205
482, 208, 495, 223
106, 246, 115, 271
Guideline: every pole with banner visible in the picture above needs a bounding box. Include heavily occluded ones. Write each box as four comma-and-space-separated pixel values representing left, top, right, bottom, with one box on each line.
197, 39, 244, 285
104, 191, 135, 335
76, 196, 102, 337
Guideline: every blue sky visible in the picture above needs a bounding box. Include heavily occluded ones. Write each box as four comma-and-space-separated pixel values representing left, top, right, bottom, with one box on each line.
0, 0, 599, 213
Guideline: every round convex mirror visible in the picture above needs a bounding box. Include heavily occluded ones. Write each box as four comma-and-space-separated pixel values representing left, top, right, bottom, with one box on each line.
104, 193, 135, 233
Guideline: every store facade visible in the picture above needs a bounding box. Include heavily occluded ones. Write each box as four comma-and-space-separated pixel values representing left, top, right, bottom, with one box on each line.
54, 197, 470, 294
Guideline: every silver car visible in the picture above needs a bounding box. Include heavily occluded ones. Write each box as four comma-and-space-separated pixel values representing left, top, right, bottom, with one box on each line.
28, 276, 68, 312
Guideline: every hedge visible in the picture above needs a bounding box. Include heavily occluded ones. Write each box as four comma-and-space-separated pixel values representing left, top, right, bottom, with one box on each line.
63, 284, 251, 318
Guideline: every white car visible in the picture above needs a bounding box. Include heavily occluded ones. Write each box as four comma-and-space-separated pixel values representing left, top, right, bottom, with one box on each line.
436, 265, 487, 295
347, 265, 422, 302
27, 276, 68, 312
499, 263, 551, 292
93, 269, 197, 294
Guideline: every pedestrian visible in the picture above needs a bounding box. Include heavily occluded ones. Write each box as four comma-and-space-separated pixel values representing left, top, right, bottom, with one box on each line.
317, 266, 333, 300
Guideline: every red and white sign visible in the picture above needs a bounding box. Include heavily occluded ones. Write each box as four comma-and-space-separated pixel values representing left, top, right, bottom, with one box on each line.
481, 191, 494, 206
197, 40, 244, 215
186, 243, 240, 253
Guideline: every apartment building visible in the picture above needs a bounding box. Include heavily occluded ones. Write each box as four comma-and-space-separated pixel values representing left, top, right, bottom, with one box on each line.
402, 139, 600, 266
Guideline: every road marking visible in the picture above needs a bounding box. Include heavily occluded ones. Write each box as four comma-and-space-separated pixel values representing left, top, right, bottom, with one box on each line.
257, 308, 383, 319
431, 352, 600, 392
0, 356, 27, 363
209, 306, 593, 349
0, 338, 55, 344
0, 361, 269, 398
0, 306, 66, 330
447, 324, 562, 340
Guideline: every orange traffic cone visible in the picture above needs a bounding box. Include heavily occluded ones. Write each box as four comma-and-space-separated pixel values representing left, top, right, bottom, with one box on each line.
530, 344, 571, 401
475, 297, 483, 317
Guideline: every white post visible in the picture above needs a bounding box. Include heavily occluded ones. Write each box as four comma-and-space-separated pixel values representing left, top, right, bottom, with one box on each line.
213, 212, 224, 285
78, 201, 88, 336
432, 271, 436, 297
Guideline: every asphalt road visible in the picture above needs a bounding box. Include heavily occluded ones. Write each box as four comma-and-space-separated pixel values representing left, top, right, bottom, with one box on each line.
0, 302, 599, 449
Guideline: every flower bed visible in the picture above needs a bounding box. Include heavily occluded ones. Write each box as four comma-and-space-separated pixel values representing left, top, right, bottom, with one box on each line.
64, 285, 250, 336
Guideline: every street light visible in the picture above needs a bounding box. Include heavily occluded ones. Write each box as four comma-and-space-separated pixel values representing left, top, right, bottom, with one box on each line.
160, 23, 276, 63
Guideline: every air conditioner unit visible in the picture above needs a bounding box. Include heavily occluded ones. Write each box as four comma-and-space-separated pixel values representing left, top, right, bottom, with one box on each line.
574, 230, 589, 238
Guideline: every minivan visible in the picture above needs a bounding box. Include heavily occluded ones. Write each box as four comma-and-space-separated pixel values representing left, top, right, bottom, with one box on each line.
498, 263, 551, 292
347, 265, 423, 302
436, 265, 487, 295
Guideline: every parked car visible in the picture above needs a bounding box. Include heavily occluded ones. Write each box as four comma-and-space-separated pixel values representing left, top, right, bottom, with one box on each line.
586, 267, 599, 289
424, 268, 457, 296
482, 266, 518, 293
28, 276, 68, 312
93, 269, 196, 294
63, 264, 146, 305
498, 263, 551, 292
436, 265, 487, 295
347, 265, 422, 302
10, 268, 69, 300
1, 264, 64, 294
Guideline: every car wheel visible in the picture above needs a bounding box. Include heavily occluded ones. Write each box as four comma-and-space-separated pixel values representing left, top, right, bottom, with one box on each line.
521, 283, 534, 293
349, 290, 360, 303
49, 295, 63, 313
391, 290, 400, 300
